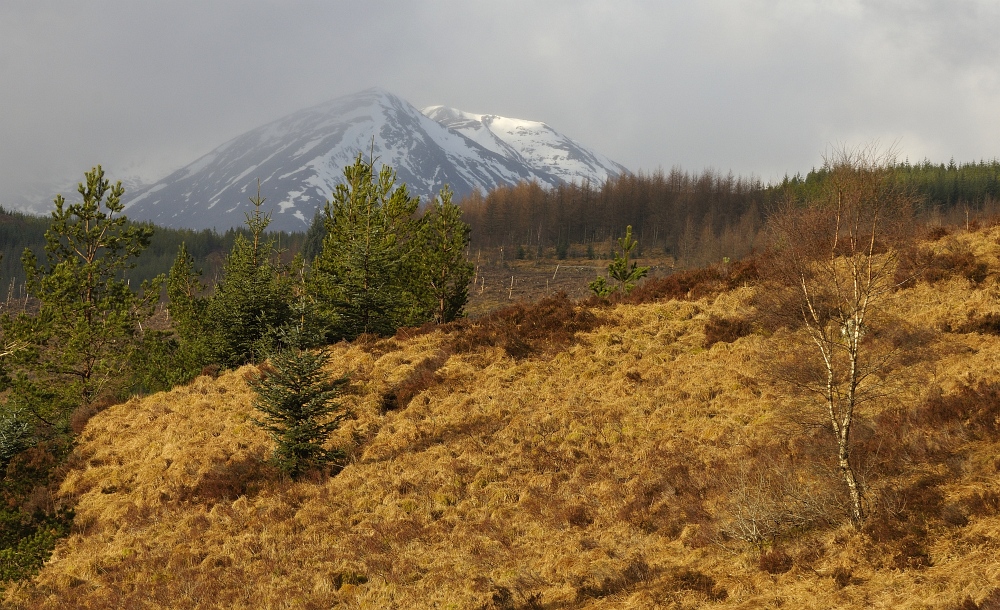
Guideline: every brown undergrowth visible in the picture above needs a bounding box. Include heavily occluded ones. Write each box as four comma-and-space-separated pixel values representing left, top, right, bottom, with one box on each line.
6, 227, 1000, 608
618, 257, 760, 305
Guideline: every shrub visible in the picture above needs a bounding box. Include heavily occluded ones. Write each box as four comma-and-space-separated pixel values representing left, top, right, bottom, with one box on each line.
895, 240, 990, 288
620, 256, 760, 305
703, 315, 754, 348
956, 314, 1000, 335
448, 292, 601, 359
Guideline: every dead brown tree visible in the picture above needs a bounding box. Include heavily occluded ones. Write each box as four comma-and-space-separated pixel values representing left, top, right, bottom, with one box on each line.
761, 145, 916, 526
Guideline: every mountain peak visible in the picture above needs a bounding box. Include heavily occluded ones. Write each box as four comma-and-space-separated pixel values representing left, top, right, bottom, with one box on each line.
121, 90, 627, 232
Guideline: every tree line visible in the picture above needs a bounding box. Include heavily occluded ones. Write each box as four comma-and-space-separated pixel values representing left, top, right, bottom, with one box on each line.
783, 157, 1000, 212
458, 158, 1000, 267
458, 169, 769, 266
0, 206, 307, 300
3, 157, 998, 294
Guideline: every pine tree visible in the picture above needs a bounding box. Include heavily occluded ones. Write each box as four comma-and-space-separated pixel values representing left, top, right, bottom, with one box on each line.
248, 349, 348, 479
607, 225, 649, 294
589, 225, 649, 297
167, 243, 207, 337
0, 167, 151, 582
3, 166, 159, 421
417, 186, 474, 323
301, 211, 326, 262
163, 242, 212, 375
310, 154, 421, 339
204, 185, 292, 367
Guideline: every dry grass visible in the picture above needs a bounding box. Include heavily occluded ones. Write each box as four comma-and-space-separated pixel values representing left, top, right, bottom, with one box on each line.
6, 227, 1000, 608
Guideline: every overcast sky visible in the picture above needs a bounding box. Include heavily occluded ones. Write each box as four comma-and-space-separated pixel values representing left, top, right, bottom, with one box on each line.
2, 0, 999, 206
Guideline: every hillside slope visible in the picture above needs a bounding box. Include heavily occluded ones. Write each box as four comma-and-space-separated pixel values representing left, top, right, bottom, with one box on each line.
6, 227, 1000, 609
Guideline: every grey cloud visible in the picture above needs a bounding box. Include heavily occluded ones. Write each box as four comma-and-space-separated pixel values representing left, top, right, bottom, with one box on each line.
2, 0, 998, 207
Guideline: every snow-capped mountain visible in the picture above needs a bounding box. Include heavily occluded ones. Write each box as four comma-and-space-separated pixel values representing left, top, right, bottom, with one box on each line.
421, 105, 628, 186
117, 88, 627, 232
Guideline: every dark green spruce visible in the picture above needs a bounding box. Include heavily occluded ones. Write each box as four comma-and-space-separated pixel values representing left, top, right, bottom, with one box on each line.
249, 348, 349, 479
203, 186, 293, 367
309, 154, 423, 339
417, 186, 474, 323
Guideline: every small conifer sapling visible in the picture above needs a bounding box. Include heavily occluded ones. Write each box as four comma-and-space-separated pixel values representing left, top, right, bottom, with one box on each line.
589, 225, 649, 297
249, 348, 349, 479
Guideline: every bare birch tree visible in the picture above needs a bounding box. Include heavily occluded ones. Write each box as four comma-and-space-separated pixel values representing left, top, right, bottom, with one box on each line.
763, 145, 915, 526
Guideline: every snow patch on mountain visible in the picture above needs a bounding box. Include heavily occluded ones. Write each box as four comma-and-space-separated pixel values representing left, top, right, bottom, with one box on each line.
422, 105, 628, 187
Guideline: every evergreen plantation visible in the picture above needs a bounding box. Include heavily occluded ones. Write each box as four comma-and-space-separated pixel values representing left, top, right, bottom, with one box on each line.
1, 151, 1000, 607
